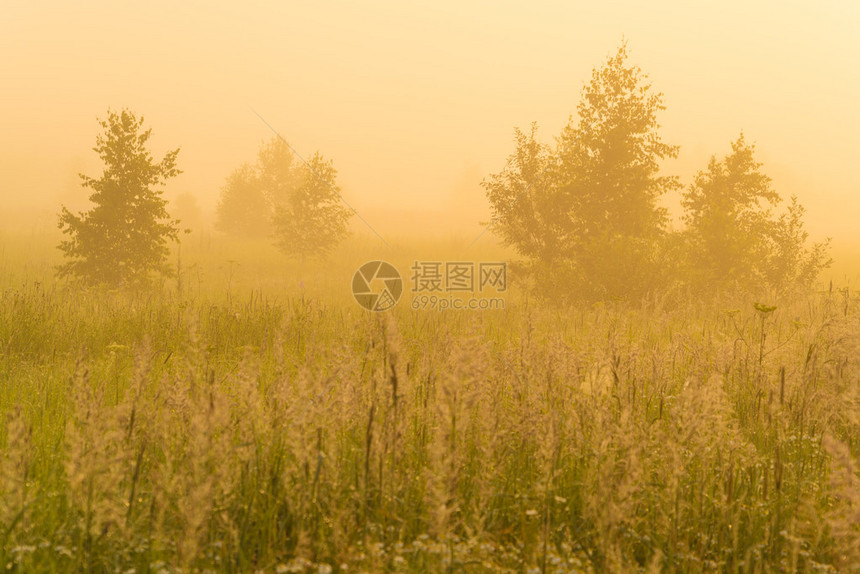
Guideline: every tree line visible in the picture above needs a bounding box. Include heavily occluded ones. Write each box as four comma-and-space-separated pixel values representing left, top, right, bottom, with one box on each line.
483, 44, 829, 300
57, 43, 829, 299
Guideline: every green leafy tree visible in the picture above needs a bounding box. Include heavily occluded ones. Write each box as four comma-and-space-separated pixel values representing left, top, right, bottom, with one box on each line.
482, 124, 576, 294
766, 196, 831, 289
682, 134, 776, 287
682, 134, 829, 292
557, 44, 679, 299
215, 163, 270, 237
482, 124, 561, 262
216, 137, 351, 259
271, 152, 351, 261
58, 109, 180, 286
256, 137, 300, 209
484, 44, 678, 300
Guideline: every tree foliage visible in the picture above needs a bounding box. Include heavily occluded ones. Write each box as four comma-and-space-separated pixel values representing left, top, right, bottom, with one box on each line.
215, 163, 270, 238
271, 151, 351, 261
484, 44, 678, 300
682, 134, 830, 292
215, 137, 351, 260
482, 124, 561, 259
57, 109, 180, 287
484, 44, 829, 301
766, 196, 831, 290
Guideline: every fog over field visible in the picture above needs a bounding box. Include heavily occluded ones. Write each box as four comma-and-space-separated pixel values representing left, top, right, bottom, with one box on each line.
3, 2, 860, 573
2, 1, 859, 243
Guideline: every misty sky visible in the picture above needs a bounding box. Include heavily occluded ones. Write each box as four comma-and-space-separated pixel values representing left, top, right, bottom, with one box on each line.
2, 0, 858, 242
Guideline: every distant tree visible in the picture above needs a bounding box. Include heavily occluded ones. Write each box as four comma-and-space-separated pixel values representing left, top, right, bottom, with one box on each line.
484, 43, 678, 300
482, 124, 576, 294
766, 196, 831, 289
256, 137, 300, 209
271, 152, 351, 261
215, 164, 270, 237
681, 134, 776, 287
682, 134, 829, 291
57, 109, 180, 286
216, 137, 351, 259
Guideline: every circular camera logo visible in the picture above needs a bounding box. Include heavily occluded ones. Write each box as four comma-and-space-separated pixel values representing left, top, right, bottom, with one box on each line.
352, 261, 403, 311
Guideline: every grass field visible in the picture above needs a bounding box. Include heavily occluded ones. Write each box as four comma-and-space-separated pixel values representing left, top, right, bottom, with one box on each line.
1, 230, 860, 572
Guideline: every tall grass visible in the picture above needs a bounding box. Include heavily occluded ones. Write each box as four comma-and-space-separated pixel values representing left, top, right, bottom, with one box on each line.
1, 231, 859, 572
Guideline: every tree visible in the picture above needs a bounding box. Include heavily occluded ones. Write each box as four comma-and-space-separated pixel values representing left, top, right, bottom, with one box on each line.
215, 136, 351, 259
271, 152, 351, 261
256, 137, 300, 209
682, 134, 776, 287
215, 164, 270, 237
482, 124, 576, 295
58, 109, 180, 286
483, 43, 678, 300
682, 134, 830, 292
766, 196, 831, 290
558, 43, 680, 299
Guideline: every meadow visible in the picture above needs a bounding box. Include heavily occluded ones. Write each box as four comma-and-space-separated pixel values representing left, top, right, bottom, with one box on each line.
1, 229, 860, 573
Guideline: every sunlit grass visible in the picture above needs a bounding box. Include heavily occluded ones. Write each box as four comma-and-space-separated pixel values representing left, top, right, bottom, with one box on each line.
1, 231, 859, 572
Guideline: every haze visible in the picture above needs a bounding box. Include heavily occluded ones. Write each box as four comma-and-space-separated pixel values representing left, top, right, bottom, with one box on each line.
2, 0, 858, 244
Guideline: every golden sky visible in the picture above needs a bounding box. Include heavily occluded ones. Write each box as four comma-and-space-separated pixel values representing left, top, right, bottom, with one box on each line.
1, 0, 858, 242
